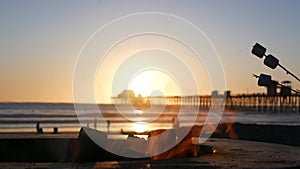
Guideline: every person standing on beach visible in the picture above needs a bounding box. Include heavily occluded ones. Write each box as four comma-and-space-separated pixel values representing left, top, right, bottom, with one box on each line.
172, 116, 180, 129
36, 122, 43, 134
107, 120, 110, 133
94, 118, 97, 129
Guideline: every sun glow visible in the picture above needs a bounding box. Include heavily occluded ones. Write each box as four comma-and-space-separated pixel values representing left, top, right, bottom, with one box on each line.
128, 69, 180, 97
132, 122, 147, 133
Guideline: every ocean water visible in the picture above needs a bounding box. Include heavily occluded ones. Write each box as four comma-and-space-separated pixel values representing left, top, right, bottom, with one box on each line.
0, 103, 300, 133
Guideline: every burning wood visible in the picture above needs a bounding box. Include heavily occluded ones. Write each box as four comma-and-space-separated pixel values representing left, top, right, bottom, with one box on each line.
75, 125, 218, 162
146, 126, 205, 160
213, 111, 239, 139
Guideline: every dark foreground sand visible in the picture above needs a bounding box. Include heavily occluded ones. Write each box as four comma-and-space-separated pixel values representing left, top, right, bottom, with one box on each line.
0, 138, 300, 169
0, 123, 300, 168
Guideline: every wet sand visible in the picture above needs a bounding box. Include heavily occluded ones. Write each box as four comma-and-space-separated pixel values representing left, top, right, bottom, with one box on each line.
214, 123, 300, 147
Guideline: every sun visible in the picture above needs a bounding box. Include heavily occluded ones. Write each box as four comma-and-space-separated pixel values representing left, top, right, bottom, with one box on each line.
128, 68, 180, 97
132, 122, 147, 133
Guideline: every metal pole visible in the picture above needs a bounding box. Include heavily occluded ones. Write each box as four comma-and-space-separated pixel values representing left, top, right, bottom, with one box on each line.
278, 64, 300, 82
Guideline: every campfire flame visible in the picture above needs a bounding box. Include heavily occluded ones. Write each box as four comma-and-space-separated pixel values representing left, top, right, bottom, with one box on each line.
101, 103, 239, 160
145, 107, 239, 160
214, 111, 239, 139
147, 126, 202, 160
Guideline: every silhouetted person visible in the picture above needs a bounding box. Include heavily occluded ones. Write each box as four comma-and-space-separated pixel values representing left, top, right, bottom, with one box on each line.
94, 118, 97, 129
36, 122, 39, 130
172, 116, 179, 129
53, 127, 58, 134
36, 122, 43, 134
107, 120, 111, 133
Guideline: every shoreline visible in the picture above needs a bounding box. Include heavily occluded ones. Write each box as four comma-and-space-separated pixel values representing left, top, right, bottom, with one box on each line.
1, 122, 300, 146
1, 122, 299, 144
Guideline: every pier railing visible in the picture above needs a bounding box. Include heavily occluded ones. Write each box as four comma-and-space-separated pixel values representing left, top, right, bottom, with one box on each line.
226, 94, 300, 113
111, 94, 300, 113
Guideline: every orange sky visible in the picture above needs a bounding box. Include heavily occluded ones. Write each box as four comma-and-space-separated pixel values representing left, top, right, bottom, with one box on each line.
0, 1, 299, 103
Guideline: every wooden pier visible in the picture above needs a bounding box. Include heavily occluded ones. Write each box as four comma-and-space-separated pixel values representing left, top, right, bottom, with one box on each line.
112, 94, 300, 113
226, 94, 300, 112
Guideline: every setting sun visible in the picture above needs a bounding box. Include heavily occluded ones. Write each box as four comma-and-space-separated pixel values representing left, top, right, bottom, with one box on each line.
128, 68, 180, 97
132, 122, 147, 133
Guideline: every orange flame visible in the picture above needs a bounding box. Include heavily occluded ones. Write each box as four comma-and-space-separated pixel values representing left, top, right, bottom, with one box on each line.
214, 111, 239, 139
147, 126, 203, 160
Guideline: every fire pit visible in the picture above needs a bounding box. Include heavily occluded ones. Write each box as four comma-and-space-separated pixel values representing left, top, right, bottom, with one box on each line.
75, 126, 215, 162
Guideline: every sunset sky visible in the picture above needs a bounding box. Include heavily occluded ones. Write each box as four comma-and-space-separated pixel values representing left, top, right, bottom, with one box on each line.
0, 0, 299, 103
